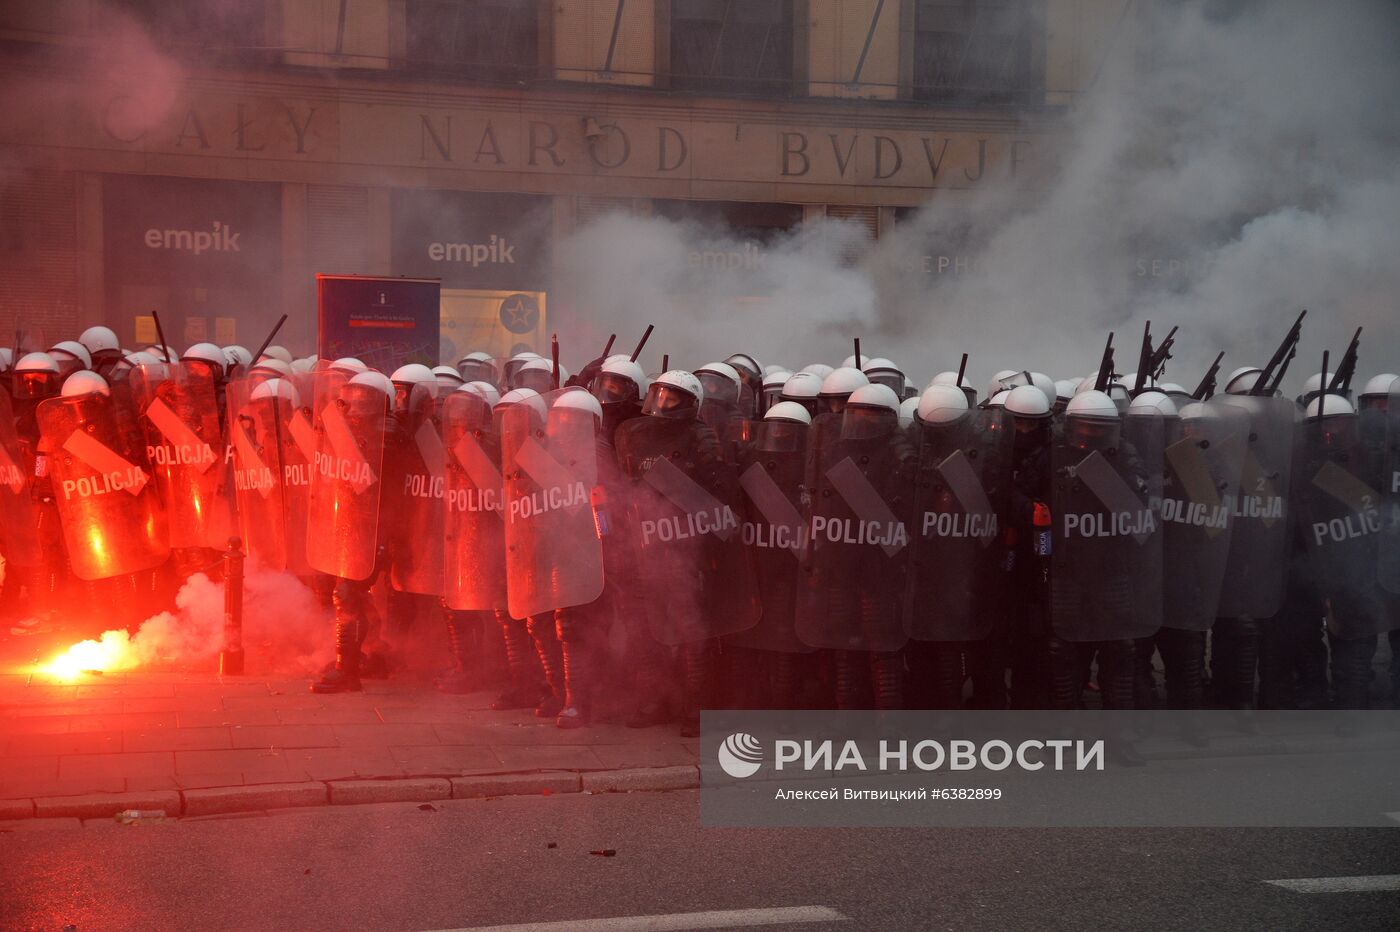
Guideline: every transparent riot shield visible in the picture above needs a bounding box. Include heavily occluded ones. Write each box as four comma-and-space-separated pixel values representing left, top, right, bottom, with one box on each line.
442, 389, 508, 612
0, 388, 40, 567
387, 383, 445, 597
305, 372, 387, 581
794, 411, 916, 652
1379, 381, 1400, 595
1051, 416, 1162, 642
1122, 411, 1167, 634
1214, 394, 1295, 618
130, 361, 231, 549
726, 418, 814, 653
906, 408, 1013, 642
1297, 413, 1396, 638
226, 376, 292, 572
280, 378, 319, 576
1158, 401, 1249, 631
501, 388, 605, 619
614, 414, 760, 645
36, 393, 169, 579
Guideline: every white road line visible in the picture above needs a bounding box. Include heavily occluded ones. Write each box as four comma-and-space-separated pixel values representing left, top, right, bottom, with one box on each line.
1385, 812, 1400, 824
1264, 876, 1400, 894
423, 905, 848, 932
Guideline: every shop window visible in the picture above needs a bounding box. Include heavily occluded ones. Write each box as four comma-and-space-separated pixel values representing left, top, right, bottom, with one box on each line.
670, 0, 794, 96
913, 0, 1042, 107
405, 0, 539, 82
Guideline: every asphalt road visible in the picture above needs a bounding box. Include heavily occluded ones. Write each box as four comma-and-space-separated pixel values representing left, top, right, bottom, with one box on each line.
2, 788, 1399, 931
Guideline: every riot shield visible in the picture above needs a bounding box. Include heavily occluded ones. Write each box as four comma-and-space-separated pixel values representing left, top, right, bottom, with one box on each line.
226, 377, 291, 572
500, 388, 605, 619
1296, 413, 1396, 637
726, 418, 814, 653
794, 411, 915, 652
1158, 401, 1248, 631
905, 409, 1012, 642
35, 393, 169, 579
387, 384, 445, 596
0, 388, 41, 567
1122, 411, 1167, 635
1214, 395, 1295, 618
614, 414, 760, 645
280, 380, 319, 575
1050, 417, 1162, 642
442, 389, 508, 612
305, 372, 386, 581
1380, 381, 1400, 595
130, 362, 231, 549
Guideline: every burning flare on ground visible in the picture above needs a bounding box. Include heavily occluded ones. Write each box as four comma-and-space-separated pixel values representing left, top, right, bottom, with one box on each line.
43, 629, 141, 681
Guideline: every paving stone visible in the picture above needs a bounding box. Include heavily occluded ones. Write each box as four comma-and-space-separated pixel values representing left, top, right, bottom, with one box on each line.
329, 777, 451, 805
184, 782, 328, 816
273, 706, 385, 725
491, 745, 607, 771
229, 724, 338, 750
591, 743, 701, 770
174, 748, 291, 778
281, 748, 405, 781
178, 708, 281, 727
123, 726, 233, 753
388, 745, 503, 774
59, 752, 175, 781
330, 723, 441, 747
2, 731, 121, 758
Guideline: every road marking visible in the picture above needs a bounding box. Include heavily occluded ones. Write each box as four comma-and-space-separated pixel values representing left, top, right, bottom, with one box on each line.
425, 905, 848, 932
1264, 876, 1400, 893
1385, 812, 1400, 824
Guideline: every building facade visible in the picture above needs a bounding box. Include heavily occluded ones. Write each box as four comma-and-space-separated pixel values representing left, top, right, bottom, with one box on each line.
0, 0, 1127, 356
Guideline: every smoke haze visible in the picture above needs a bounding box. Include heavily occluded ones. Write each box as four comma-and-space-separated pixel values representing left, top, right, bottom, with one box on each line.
554, 0, 1400, 393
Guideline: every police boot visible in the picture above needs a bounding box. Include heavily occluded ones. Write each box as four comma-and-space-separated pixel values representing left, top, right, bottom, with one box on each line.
1097, 640, 1137, 711
834, 650, 871, 710
1133, 635, 1159, 710
1329, 633, 1378, 710
930, 643, 965, 710
772, 652, 800, 711
871, 650, 905, 711
554, 609, 588, 729
492, 613, 546, 710
312, 617, 363, 693
435, 608, 478, 695
528, 614, 565, 718
1257, 621, 1296, 710
1160, 628, 1207, 711
679, 641, 709, 737
1219, 617, 1260, 710
1048, 636, 1084, 710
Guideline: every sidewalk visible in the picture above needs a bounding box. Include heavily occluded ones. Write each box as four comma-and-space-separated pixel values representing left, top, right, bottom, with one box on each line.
0, 668, 700, 821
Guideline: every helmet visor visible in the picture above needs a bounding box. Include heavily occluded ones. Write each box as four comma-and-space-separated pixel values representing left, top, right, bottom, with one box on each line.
697, 372, 739, 405
643, 383, 698, 419
592, 371, 639, 406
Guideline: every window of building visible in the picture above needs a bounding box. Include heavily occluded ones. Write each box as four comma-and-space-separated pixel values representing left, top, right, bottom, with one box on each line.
109, 1, 267, 57
404, 0, 538, 82
913, 1, 1042, 107
670, 0, 794, 96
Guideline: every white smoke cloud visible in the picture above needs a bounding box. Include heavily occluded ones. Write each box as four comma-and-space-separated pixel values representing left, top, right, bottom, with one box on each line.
554, 1, 1400, 394
47, 566, 330, 675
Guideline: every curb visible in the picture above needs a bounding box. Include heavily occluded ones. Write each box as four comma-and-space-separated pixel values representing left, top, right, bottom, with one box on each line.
0, 766, 700, 824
